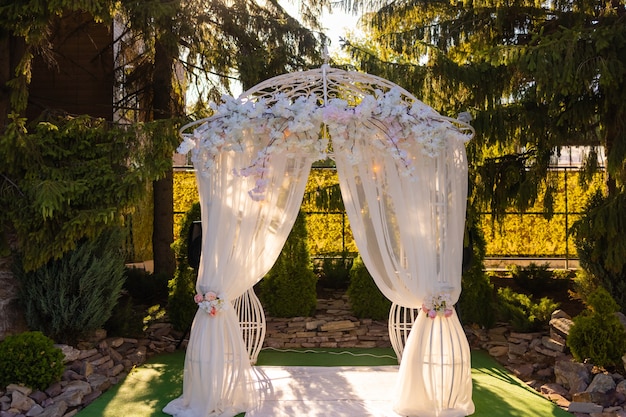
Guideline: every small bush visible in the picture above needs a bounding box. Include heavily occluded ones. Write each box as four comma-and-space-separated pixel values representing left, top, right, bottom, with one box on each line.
347, 257, 391, 320
459, 225, 495, 328
511, 263, 568, 293
569, 269, 600, 305
317, 253, 354, 289
497, 287, 559, 332
0, 331, 65, 390
104, 293, 145, 337
168, 203, 201, 332
258, 211, 317, 317
567, 287, 626, 368
15, 228, 126, 344
572, 190, 626, 313
123, 268, 169, 305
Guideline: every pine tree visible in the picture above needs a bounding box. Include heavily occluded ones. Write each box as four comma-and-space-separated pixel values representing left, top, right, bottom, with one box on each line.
0, 0, 327, 270
342, 0, 626, 216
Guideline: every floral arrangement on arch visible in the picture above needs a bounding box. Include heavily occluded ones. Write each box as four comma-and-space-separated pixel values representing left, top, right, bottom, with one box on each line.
177, 88, 471, 200
194, 291, 225, 317
422, 292, 454, 319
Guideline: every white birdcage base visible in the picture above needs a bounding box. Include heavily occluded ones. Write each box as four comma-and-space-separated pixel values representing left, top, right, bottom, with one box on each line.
388, 302, 420, 364
233, 288, 266, 365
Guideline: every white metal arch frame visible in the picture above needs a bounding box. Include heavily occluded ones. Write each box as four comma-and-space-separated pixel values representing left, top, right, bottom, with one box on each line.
169, 64, 475, 417
180, 64, 474, 143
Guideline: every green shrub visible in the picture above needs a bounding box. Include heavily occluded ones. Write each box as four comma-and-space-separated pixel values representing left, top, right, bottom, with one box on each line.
567, 287, 626, 368
104, 269, 169, 337
15, 228, 126, 344
317, 253, 354, 289
104, 293, 145, 338
123, 268, 169, 305
569, 269, 600, 305
258, 211, 317, 317
347, 257, 391, 320
572, 190, 626, 312
0, 331, 65, 390
168, 202, 201, 332
496, 287, 559, 332
459, 224, 495, 328
511, 262, 552, 294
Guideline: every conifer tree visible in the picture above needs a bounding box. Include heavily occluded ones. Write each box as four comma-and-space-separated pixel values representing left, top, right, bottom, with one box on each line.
258, 211, 318, 317
0, 0, 327, 271
340, 0, 626, 307
342, 0, 626, 216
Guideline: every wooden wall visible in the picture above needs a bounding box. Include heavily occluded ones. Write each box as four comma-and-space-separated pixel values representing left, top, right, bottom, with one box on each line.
27, 11, 114, 121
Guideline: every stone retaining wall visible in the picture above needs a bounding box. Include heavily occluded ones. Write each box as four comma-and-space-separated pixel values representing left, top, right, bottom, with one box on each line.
264, 291, 391, 349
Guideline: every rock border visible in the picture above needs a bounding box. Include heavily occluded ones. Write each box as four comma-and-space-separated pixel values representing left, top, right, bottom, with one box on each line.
4, 295, 626, 417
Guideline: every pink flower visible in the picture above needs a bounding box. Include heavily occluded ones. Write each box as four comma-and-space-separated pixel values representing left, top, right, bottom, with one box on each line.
210, 306, 217, 317
194, 294, 204, 303
205, 291, 217, 301
428, 309, 437, 319
444, 309, 453, 318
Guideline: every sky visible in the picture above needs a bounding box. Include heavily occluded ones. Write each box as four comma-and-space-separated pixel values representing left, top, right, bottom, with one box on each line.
319, 8, 362, 53
280, 0, 364, 55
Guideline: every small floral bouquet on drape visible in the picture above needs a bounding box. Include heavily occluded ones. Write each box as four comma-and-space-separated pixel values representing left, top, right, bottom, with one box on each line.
194, 291, 225, 317
422, 292, 454, 319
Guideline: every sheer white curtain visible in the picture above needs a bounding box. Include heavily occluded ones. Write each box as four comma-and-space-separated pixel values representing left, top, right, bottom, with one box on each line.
333, 123, 474, 417
163, 132, 313, 417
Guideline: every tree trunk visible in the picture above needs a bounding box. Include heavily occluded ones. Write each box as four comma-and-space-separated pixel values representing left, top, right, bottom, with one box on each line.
0, 231, 28, 339
153, 170, 175, 277
151, 32, 176, 277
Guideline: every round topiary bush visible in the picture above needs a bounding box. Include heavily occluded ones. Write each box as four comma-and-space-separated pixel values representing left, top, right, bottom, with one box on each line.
0, 331, 65, 390
567, 287, 626, 368
347, 257, 391, 320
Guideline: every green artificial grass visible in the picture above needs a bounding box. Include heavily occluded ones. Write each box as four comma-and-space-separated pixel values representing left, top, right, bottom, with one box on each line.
76, 348, 572, 417
256, 347, 399, 366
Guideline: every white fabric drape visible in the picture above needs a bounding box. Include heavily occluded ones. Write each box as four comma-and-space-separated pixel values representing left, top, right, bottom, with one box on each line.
163, 133, 313, 417
333, 124, 474, 417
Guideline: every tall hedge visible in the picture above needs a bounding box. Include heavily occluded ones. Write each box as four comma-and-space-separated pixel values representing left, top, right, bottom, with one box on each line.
258, 211, 317, 317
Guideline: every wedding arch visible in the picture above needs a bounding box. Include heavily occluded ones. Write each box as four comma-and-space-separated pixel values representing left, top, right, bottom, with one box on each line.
164, 63, 475, 417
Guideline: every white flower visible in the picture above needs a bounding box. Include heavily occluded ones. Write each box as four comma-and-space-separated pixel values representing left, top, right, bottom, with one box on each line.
177, 136, 196, 155
182, 89, 465, 200
422, 292, 454, 319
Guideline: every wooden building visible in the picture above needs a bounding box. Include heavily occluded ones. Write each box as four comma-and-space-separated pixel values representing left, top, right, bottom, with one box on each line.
26, 11, 114, 121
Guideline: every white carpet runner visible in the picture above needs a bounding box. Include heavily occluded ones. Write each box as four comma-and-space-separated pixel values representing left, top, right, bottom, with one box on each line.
247, 366, 401, 417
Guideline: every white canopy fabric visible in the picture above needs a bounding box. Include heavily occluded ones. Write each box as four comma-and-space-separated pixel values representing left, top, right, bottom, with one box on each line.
163, 131, 317, 417
164, 65, 474, 417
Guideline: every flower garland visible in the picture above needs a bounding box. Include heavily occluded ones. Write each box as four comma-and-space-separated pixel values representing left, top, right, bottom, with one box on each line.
194, 291, 225, 317
422, 292, 454, 319
178, 87, 472, 200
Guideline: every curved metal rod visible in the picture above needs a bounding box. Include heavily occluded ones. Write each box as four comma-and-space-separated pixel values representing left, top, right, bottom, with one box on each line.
178, 64, 477, 140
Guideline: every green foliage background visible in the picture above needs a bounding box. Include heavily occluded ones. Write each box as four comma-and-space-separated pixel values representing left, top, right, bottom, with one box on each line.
174, 168, 604, 259
0, 115, 177, 270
